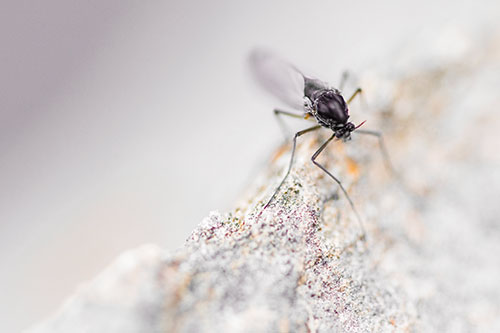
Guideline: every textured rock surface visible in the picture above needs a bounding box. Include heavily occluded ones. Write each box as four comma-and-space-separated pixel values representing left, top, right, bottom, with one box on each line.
30, 30, 500, 332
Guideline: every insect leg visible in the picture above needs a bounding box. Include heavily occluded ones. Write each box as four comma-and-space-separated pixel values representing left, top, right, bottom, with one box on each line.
355, 129, 396, 176
311, 134, 366, 239
264, 125, 321, 209
274, 109, 308, 140
347, 88, 363, 104
274, 109, 304, 119
339, 71, 349, 91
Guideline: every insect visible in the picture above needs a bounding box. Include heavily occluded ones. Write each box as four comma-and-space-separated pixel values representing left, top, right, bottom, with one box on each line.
250, 49, 393, 238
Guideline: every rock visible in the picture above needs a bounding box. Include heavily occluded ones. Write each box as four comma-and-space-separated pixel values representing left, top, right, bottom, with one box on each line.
29, 30, 500, 333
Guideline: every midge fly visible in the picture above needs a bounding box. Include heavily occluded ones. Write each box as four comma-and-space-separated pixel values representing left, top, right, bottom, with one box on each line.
250, 49, 393, 239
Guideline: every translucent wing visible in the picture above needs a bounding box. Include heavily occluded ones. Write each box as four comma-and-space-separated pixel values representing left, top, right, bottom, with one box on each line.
249, 49, 308, 110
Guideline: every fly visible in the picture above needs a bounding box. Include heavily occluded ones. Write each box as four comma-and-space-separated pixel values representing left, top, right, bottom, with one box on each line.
250, 49, 394, 239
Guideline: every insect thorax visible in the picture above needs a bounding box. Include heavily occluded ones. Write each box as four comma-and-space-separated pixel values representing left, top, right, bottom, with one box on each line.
303, 94, 347, 129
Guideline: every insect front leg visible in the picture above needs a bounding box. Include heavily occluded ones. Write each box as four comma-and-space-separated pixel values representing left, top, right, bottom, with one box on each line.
355, 129, 396, 176
311, 134, 366, 240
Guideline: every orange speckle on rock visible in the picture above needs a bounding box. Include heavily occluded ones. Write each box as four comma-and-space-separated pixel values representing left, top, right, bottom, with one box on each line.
307, 136, 319, 149
272, 144, 289, 163
333, 142, 345, 154
297, 274, 307, 286
345, 157, 360, 177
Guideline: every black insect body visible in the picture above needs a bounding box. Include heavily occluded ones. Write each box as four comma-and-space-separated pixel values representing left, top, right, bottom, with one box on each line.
308, 89, 357, 138
250, 50, 393, 239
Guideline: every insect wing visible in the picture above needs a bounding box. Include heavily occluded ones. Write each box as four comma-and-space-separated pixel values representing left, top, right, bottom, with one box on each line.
249, 49, 306, 110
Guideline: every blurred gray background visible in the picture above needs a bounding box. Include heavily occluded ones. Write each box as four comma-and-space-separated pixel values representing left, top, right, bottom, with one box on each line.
1, 1, 498, 331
